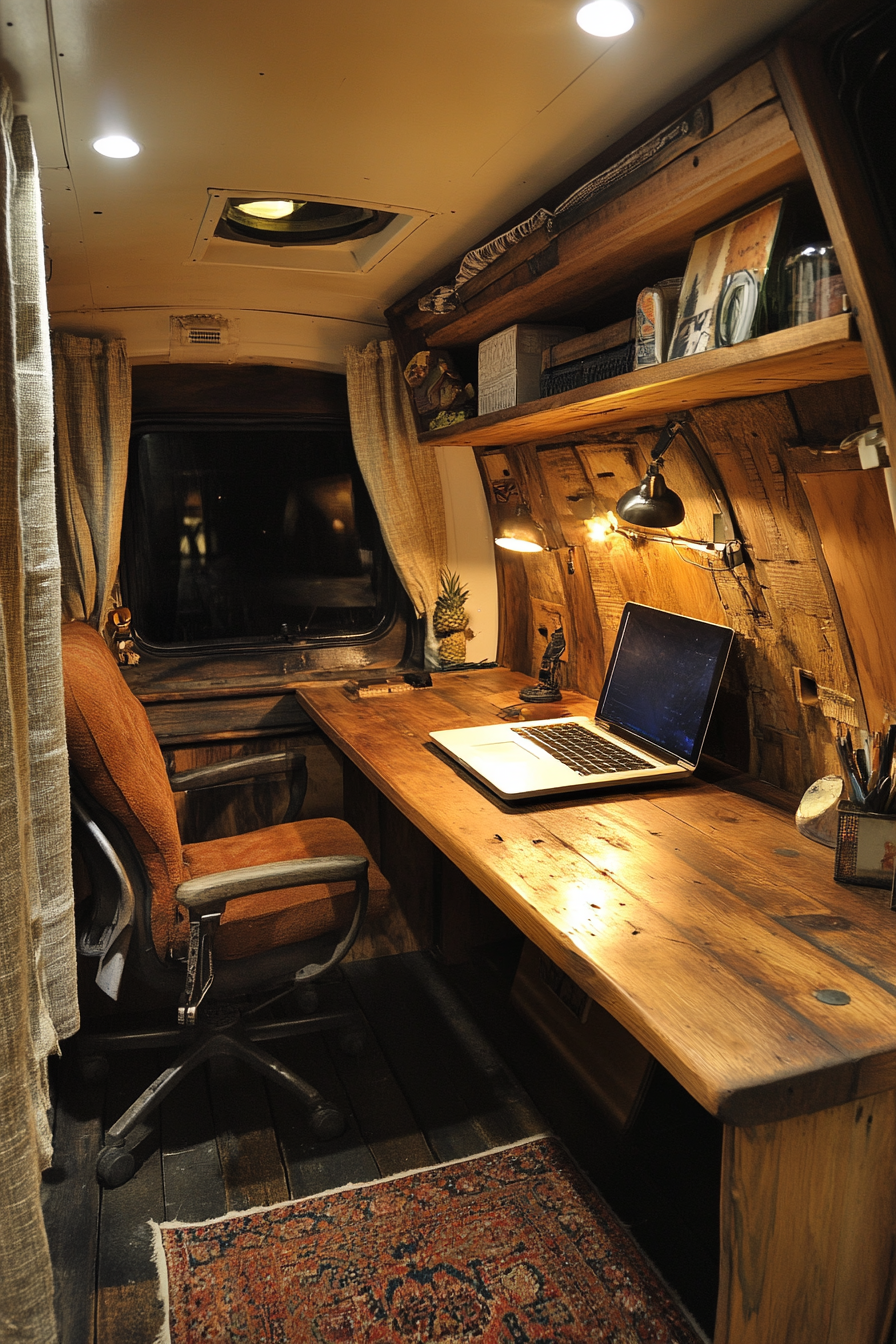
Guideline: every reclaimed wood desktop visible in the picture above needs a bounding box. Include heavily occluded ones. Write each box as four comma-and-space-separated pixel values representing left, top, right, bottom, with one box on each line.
296, 669, 896, 1344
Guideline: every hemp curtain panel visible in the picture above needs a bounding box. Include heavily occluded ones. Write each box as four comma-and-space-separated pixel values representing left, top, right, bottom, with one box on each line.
0, 81, 78, 1342
53, 328, 131, 631
344, 339, 447, 666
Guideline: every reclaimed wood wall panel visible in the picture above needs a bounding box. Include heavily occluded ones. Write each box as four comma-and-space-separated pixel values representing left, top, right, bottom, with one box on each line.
800, 468, 896, 728
481, 380, 880, 794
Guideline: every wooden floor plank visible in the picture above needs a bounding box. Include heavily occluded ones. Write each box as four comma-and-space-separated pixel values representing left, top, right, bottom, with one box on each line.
345, 953, 544, 1161
264, 1028, 380, 1198
42, 1053, 103, 1344
325, 995, 434, 1177
95, 1049, 168, 1344
159, 1062, 226, 1224
207, 1054, 289, 1211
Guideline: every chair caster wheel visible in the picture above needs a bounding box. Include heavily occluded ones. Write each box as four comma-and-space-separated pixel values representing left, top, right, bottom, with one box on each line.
96, 1145, 135, 1188
309, 1104, 344, 1141
295, 986, 319, 1015
79, 1053, 109, 1085
336, 1025, 366, 1056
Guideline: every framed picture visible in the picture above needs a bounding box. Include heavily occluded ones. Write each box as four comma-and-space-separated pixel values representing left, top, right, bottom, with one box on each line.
835, 803, 896, 890
668, 196, 785, 360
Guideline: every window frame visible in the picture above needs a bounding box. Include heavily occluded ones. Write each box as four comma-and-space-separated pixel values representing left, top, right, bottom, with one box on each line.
121, 411, 405, 661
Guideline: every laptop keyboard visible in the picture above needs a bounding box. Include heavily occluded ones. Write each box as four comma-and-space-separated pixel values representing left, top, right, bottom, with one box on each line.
511, 723, 655, 776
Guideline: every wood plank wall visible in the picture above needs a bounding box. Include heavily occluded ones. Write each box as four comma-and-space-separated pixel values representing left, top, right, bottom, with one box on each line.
479, 374, 888, 796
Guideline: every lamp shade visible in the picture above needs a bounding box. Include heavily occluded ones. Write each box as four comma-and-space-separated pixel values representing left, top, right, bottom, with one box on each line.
494, 503, 547, 552
615, 464, 685, 528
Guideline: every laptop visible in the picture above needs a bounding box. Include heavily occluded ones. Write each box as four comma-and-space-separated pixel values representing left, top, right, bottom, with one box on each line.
430, 603, 734, 801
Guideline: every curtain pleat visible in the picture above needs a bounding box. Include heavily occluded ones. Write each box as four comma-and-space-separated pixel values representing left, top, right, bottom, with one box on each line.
0, 81, 77, 1343
53, 329, 131, 631
344, 339, 447, 666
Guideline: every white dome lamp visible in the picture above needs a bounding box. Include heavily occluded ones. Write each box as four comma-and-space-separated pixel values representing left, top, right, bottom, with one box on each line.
92, 135, 141, 158
576, 0, 638, 37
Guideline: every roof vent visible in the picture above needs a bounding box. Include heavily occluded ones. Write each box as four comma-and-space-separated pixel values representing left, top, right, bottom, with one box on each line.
190, 189, 429, 275
169, 314, 239, 363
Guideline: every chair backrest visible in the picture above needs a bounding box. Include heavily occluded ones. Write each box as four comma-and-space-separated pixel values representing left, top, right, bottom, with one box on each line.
61, 621, 186, 957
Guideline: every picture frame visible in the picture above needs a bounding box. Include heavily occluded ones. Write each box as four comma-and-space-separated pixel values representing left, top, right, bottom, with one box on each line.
668, 195, 785, 361
834, 801, 896, 890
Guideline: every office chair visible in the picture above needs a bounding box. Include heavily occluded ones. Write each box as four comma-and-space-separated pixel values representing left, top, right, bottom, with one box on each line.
62, 620, 390, 1187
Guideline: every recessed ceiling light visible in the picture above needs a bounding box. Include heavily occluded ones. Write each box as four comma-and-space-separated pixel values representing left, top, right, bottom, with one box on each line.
576, 0, 637, 36
235, 200, 294, 220
92, 135, 140, 158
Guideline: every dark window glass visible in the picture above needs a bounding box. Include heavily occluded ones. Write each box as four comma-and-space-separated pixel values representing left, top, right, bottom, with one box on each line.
122, 424, 395, 650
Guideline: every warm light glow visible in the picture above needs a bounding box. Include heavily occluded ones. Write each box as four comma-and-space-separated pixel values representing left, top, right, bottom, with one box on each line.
576, 0, 636, 36
235, 200, 295, 219
585, 511, 618, 543
92, 135, 141, 158
495, 537, 543, 553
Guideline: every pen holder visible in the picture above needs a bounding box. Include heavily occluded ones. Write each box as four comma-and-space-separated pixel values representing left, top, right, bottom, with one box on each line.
834, 801, 896, 891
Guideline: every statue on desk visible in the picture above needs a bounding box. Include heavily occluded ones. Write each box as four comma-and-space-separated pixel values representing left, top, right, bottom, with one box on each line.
519, 621, 566, 703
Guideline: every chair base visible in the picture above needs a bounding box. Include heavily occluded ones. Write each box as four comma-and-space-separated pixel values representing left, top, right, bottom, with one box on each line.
78, 990, 365, 1187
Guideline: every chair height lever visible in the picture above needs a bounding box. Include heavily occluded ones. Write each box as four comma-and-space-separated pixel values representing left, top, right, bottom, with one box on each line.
179, 911, 221, 1026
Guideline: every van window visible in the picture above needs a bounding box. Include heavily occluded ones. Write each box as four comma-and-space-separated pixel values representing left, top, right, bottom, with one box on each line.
122, 422, 395, 651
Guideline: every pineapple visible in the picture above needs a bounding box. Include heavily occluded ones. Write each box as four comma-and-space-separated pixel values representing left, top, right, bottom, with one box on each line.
433, 569, 470, 667
433, 569, 469, 635
438, 630, 468, 665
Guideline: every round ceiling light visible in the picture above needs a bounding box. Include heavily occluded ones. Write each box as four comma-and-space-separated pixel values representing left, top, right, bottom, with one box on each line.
217, 197, 394, 247
576, 0, 636, 36
92, 135, 141, 158
235, 200, 294, 220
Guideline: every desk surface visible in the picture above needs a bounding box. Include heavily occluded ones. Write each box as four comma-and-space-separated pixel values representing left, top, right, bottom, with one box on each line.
297, 669, 896, 1127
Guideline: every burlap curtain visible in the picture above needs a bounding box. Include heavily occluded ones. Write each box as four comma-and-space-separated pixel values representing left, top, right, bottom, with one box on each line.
0, 81, 78, 1343
53, 329, 131, 631
344, 340, 447, 666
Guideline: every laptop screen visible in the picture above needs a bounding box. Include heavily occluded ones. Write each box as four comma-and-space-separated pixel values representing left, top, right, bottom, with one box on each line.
596, 604, 734, 765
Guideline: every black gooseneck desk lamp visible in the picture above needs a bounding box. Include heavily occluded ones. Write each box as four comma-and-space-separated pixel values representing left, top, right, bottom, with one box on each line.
614, 417, 746, 569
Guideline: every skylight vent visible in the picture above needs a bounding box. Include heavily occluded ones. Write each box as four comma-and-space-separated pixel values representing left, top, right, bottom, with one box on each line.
190, 189, 429, 275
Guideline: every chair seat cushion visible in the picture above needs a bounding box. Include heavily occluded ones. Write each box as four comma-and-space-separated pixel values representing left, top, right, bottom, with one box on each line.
180, 817, 390, 960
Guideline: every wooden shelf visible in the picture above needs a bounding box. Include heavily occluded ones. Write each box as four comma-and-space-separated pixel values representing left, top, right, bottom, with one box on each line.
419, 314, 867, 447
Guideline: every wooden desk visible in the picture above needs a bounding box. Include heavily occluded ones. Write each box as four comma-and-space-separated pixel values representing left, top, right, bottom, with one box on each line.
297, 669, 896, 1344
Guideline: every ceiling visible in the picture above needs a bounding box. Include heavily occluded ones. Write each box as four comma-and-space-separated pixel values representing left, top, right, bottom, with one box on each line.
1, 0, 811, 369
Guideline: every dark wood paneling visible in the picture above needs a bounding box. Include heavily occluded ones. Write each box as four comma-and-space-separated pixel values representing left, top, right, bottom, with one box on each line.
146, 694, 313, 745
131, 363, 349, 420
165, 732, 338, 844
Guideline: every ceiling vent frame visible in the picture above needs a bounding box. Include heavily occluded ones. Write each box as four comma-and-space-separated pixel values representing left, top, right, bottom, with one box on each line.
190, 188, 431, 275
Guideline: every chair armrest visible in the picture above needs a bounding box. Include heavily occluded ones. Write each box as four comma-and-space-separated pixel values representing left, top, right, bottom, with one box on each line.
169, 750, 306, 792
175, 854, 368, 912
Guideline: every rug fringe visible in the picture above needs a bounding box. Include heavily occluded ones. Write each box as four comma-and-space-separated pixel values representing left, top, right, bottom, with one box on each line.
149, 1216, 172, 1344
152, 1131, 553, 1232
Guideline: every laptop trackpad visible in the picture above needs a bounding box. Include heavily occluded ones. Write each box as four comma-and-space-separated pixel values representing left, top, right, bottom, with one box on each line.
464, 738, 569, 787
468, 739, 543, 765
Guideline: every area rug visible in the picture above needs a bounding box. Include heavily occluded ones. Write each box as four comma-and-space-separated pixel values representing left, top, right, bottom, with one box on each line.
152, 1135, 705, 1343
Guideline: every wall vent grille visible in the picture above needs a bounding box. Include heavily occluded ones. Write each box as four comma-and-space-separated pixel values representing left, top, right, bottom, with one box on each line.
169, 313, 239, 362
188, 328, 222, 345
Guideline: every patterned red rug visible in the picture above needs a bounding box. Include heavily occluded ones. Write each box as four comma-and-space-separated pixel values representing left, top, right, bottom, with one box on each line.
153, 1136, 704, 1343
